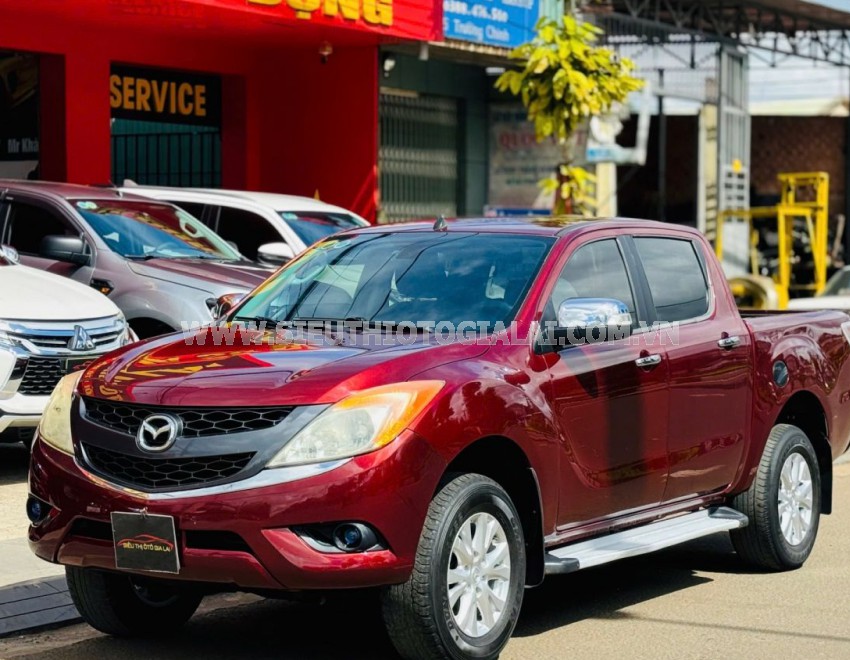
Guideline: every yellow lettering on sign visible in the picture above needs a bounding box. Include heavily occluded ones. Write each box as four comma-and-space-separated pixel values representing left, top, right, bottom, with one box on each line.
109, 75, 121, 109
324, 0, 359, 21
287, 0, 321, 19
363, 0, 392, 26
247, 0, 393, 25
178, 82, 193, 115
136, 78, 152, 112
110, 75, 209, 119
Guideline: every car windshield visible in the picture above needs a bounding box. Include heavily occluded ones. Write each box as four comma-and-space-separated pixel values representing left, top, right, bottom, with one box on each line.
821, 269, 850, 296
278, 211, 366, 246
74, 199, 241, 261
234, 232, 553, 328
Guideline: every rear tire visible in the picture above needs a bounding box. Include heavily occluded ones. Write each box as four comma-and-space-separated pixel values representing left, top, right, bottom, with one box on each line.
730, 424, 821, 571
66, 567, 202, 637
382, 474, 526, 660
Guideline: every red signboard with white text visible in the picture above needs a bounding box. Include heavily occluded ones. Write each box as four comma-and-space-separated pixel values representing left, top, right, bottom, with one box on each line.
234, 0, 442, 41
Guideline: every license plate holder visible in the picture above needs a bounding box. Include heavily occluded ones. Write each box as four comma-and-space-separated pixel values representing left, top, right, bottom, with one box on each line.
63, 356, 97, 373
111, 512, 180, 574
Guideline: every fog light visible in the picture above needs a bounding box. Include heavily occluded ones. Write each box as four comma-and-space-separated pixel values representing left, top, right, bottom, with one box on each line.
332, 523, 378, 552
26, 496, 51, 525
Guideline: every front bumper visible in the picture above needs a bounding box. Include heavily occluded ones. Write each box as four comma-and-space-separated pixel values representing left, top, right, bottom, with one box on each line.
28, 431, 445, 591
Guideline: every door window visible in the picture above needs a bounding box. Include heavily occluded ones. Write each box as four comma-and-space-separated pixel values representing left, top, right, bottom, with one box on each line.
167, 201, 206, 221
5, 201, 78, 255
211, 206, 282, 261
635, 238, 709, 322
549, 239, 636, 316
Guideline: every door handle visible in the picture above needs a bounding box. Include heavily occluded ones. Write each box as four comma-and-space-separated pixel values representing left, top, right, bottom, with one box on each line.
635, 354, 662, 368
718, 336, 742, 350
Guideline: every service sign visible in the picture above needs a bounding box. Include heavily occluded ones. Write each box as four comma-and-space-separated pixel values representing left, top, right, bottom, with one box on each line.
110, 65, 222, 127
244, 1, 442, 41
443, 0, 539, 48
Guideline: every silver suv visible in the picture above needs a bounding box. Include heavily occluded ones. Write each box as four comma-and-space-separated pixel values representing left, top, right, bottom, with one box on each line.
0, 181, 272, 338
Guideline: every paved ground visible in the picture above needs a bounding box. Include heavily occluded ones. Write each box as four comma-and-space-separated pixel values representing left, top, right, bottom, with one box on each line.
0, 459, 848, 658
0, 445, 63, 588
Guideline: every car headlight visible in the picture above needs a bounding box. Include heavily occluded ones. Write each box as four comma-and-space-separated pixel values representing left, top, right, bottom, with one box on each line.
38, 372, 82, 455
0, 330, 13, 350
266, 380, 445, 468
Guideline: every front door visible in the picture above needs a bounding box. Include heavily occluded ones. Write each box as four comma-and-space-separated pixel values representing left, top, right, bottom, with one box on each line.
545, 237, 670, 530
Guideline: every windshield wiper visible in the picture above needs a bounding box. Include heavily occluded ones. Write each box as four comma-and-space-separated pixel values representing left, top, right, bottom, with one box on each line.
124, 254, 159, 261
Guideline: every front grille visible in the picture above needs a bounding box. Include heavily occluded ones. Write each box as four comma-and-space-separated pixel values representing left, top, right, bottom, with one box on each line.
82, 399, 293, 437
82, 443, 255, 490
18, 358, 66, 395
11, 329, 121, 349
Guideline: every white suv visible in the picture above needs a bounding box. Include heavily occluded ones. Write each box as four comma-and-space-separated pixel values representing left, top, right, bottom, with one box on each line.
0, 246, 133, 447
120, 183, 369, 265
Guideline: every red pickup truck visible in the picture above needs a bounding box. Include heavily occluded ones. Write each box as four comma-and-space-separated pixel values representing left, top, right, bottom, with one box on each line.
28, 218, 850, 659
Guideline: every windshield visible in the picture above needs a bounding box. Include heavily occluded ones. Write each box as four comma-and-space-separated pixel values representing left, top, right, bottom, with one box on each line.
821, 269, 850, 296
278, 211, 366, 246
234, 232, 553, 328
74, 199, 242, 260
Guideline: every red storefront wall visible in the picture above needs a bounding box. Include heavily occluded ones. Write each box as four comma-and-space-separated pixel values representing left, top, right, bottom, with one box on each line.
0, 1, 442, 221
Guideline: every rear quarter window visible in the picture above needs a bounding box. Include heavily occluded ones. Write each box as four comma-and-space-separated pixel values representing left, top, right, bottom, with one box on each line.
635, 237, 710, 323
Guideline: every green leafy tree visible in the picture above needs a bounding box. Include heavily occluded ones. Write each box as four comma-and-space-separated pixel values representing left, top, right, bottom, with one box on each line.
495, 15, 643, 214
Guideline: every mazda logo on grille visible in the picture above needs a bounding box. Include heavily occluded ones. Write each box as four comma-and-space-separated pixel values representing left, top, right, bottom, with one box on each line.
136, 414, 181, 453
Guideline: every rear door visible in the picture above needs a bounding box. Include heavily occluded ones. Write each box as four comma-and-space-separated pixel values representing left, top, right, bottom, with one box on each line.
632, 234, 752, 501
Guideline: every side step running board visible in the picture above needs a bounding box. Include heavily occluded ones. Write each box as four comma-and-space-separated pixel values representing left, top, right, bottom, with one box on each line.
544, 506, 747, 575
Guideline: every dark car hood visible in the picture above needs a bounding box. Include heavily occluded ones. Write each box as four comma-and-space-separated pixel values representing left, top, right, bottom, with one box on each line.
80, 326, 488, 406
126, 258, 272, 294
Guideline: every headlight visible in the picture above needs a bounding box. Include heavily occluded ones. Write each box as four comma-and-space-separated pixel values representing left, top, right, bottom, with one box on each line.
38, 372, 82, 455
267, 380, 445, 468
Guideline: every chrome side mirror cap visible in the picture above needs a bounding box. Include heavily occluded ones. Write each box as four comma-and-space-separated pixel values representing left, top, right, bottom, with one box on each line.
557, 298, 632, 331
542, 298, 632, 350
257, 242, 296, 267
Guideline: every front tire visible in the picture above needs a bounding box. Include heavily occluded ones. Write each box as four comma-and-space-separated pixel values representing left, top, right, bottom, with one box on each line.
730, 423, 821, 571
382, 474, 526, 660
66, 567, 202, 637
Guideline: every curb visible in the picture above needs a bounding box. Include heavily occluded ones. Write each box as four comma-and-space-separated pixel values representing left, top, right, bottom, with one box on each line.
0, 575, 80, 638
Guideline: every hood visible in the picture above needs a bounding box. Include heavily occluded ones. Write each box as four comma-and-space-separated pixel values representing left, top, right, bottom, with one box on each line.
80, 326, 488, 406
786, 295, 850, 312
0, 264, 120, 321
126, 258, 272, 294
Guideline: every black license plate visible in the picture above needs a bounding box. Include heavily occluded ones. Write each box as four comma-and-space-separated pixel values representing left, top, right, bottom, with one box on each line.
112, 512, 180, 574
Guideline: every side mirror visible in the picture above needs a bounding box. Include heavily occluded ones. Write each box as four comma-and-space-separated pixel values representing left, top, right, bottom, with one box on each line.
257, 242, 296, 267
40, 235, 89, 266
213, 292, 246, 320
1, 244, 19, 263
546, 298, 632, 350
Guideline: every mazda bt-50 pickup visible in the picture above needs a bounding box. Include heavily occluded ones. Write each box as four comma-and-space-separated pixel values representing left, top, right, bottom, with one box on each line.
28, 218, 850, 660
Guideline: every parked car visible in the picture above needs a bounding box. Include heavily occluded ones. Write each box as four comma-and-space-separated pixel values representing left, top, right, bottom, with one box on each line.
0, 181, 272, 338
0, 244, 132, 447
120, 182, 369, 265
28, 217, 850, 659
787, 265, 850, 311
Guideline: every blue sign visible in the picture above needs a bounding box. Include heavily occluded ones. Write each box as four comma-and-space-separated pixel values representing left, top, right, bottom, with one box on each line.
443, 0, 540, 49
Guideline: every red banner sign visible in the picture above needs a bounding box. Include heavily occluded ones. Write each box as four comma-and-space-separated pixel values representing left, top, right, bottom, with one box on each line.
243, 0, 442, 40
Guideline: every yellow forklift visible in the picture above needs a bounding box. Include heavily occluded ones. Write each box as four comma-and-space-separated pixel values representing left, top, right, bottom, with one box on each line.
715, 172, 831, 309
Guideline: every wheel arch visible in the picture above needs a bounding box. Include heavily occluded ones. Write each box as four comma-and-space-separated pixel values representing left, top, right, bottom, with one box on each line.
128, 317, 177, 339
440, 435, 545, 587
773, 390, 832, 514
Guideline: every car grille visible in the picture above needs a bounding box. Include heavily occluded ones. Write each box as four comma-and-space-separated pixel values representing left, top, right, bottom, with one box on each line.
82, 398, 293, 438
82, 443, 255, 490
18, 358, 67, 396
10, 329, 121, 350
